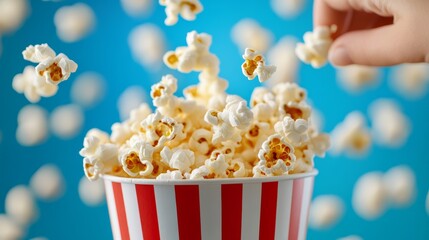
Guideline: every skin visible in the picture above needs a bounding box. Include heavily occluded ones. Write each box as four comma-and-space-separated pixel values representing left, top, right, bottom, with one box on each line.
314, 0, 429, 66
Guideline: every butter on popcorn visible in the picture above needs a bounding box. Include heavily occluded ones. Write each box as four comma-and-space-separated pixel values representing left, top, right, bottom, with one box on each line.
241, 48, 277, 82
80, 31, 329, 181
159, 0, 203, 26
295, 25, 336, 68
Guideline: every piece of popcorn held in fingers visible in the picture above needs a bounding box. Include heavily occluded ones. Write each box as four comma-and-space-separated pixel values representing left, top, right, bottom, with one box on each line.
295, 25, 336, 68
241, 48, 277, 82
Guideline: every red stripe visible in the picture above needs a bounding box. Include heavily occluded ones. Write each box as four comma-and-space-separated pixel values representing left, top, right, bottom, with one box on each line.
302, 178, 314, 240
259, 181, 279, 240
175, 185, 202, 240
221, 184, 243, 240
112, 182, 130, 240
136, 184, 160, 240
288, 179, 305, 240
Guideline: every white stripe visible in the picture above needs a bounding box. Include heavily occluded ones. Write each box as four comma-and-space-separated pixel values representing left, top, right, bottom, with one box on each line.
154, 185, 179, 240
122, 183, 143, 240
275, 180, 293, 240
199, 184, 221, 240
297, 177, 314, 240
104, 180, 121, 240
241, 183, 262, 240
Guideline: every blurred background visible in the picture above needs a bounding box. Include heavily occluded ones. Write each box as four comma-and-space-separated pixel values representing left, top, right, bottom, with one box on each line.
0, 0, 428, 239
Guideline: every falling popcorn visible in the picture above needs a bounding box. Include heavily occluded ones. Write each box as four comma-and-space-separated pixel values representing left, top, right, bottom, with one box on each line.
54, 3, 95, 42
266, 37, 300, 86
295, 25, 336, 68
50, 104, 84, 139
337, 65, 380, 93
338, 235, 363, 240
352, 172, 387, 220
330, 111, 372, 157
16, 104, 48, 146
30, 164, 65, 201
241, 48, 277, 82
120, 0, 153, 17
21, 43, 78, 86
0, 214, 23, 240
270, 0, 304, 19
426, 190, 429, 215
71, 72, 106, 108
78, 176, 105, 206
390, 63, 429, 99
382, 165, 416, 207
231, 19, 273, 53
309, 195, 344, 229
80, 31, 329, 180
368, 99, 410, 147
5, 185, 38, 225
117, 86, 148, 121
129, 24, 166, 69
159, 0, 203, 26
0, 0, 29, 34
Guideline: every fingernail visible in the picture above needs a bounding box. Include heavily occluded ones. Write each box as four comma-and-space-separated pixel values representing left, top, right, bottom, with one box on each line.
329, 47, 351, 66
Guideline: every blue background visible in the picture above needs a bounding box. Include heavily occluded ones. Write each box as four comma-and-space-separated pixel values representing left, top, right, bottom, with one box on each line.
0, 0, 428, 239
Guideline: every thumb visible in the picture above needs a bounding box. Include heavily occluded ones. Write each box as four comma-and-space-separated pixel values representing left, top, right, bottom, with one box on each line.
328, 24, 427, 66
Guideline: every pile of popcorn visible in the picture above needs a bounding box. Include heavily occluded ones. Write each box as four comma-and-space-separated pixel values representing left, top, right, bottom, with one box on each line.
80, 31, 329, 181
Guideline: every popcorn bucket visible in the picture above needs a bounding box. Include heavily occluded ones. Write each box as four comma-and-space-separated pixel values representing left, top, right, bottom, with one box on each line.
102, 170, 317, 240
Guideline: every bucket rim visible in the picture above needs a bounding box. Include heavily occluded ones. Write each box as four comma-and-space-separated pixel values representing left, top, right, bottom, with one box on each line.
101, 169, 318, 185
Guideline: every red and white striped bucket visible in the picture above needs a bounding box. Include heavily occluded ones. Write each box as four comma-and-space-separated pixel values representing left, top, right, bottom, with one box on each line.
103, 170, 317, 240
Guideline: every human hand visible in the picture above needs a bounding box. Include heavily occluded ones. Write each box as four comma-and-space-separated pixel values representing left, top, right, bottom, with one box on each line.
314, 0, 429, 66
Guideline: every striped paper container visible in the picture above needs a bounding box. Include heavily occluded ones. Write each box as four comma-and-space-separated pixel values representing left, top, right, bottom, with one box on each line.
103, 170, 317, 240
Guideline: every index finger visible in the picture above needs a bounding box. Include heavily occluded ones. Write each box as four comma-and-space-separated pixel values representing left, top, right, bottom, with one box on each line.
313, 0, 352, 38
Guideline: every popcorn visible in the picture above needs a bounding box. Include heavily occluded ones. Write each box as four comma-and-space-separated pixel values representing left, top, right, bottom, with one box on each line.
0, 214, 23, 240
117, 86, 148, 121
29, 164, 65, 201
0, 0, 28, 33
81, 31, 329, 180
50, 104, 84, 139
352, 172, 387, 220
309, 195, 344, 229
295, 25, 336, 68
54, 3, 95, 42
241, 48, 277, 82
78, 176, 105, 206
390, 63, 429, 99
21, 44, 78, 86
338, 236, 363, 240
337, 65, 380, 93
330, 111, 372, 157
16, 104, 48, 146
231, 19, 273, 53
266, 37, 299, 86
12, 66, 58, 103
382, 165, 415, 207
121, 0, 153, 17
254, 134, 296, 176
164, 31, 219, 76
120, 141, 154, 177
160, 146, 195, 173
159, 0, 203, 26
129, 24, 165, 69
157, 170, 184, 180
426, 190, 429, 215
274, 116, 309, 146
368, 99, 410, 147
270, 0, 304, 19
5, 185, 38, 225
71, 72, 106, 108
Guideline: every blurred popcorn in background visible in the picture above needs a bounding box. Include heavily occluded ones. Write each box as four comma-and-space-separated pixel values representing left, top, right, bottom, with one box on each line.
383, 165, 416, 207
309, 195, 344, 229
352, 172, 387, 220
49, 104, 84, 139
266, 37, 299, 86
117, 85, 148, 120
70, 72, 106, 108
231, 19, 273, 53
54, 3, 95, 42
0, 0, 29, 34
336, 65, 380, 93
30, 164, 65, 201
5, 185, 38, 226
16, 105, 49, 146
368, 99, 410, 147
120, 0, 153, 17
390, 63, 429, 99
128, 24, 166, 70
338, 235, 363, 240
0, 215, 23, 240
270, 0, 305, 19
78, 176, 105, 206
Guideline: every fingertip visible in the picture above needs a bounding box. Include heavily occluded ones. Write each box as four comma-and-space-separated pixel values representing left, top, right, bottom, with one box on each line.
329, 46, 352, 66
